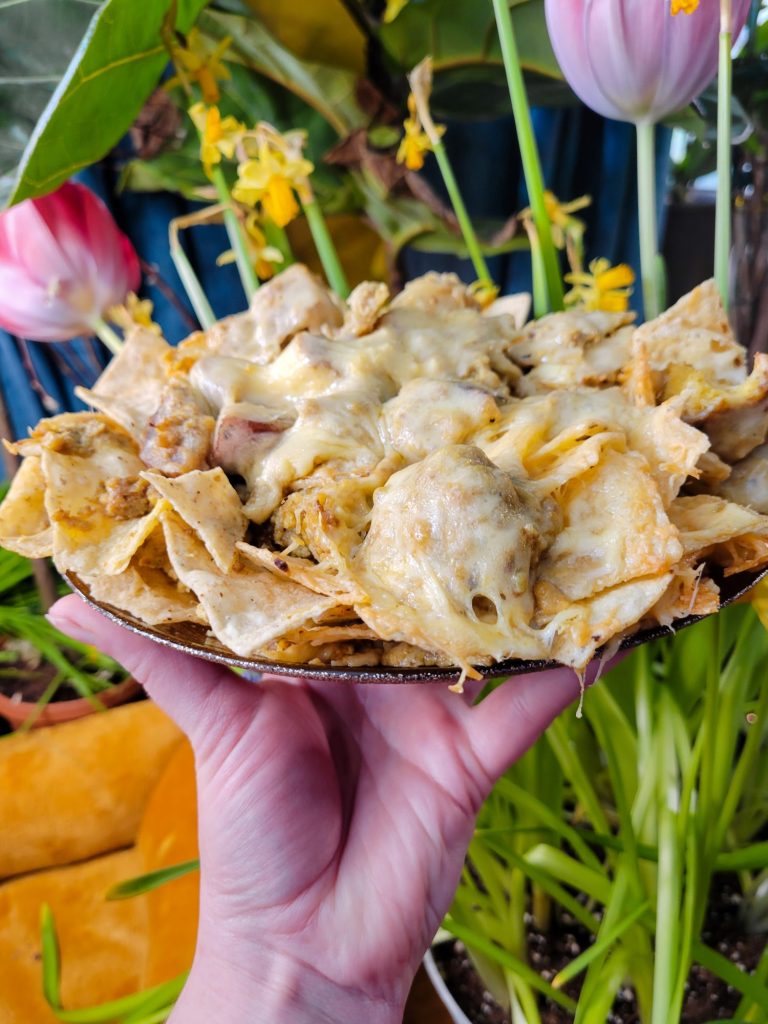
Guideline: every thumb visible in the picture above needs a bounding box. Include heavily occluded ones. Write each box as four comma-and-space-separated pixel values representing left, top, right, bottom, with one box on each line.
48, 594, 235, 740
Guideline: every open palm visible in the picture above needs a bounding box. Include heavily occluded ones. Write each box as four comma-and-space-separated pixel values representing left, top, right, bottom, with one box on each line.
51, 595, 587, 1024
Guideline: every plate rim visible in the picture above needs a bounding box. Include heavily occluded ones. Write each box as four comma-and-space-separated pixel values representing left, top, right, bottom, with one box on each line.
64, 566, 768, 684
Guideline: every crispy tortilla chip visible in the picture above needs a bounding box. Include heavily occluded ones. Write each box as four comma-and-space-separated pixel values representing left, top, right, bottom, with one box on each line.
632, 279, 746, 386
37, 416, 167, 575
237, 542, 365, 604
542, 573, 673, 670
142, 468, 246, 572
82, 565, 204, 626
484, 292, 531, 328
704, 396, 768, 463
620, 338, 656, 407
648, 563, 720, 627
664, 354, 768, 423
537, 450, 682, 601
0, 457, 53, 557
670, 495, 768, 575
162, 513, 336, 657
76, 328, 171, 435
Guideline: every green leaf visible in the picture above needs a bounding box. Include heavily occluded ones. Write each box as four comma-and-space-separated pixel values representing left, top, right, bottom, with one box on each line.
106, 859, 200, 900
0, 0, 96, 205
377, 0, 566, 118
10, 0, 210, 204
198, 7, 366, 137
40, 904, 61, 1010
45, 973, 188, 1024
553, 901, 649, 989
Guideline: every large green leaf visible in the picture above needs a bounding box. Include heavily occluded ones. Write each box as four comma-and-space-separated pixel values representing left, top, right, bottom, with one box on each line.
378, 0, 567, 116
9, 0, 210, 204
198, 8, 367, 136
0, 0, 98, 205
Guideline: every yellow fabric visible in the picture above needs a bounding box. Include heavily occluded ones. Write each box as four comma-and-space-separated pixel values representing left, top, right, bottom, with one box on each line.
0, 702, 182, 879
0, 848, 148, 1023
137, 741, 200, 986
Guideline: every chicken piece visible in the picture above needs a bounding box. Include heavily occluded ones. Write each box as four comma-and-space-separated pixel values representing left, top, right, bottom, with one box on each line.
212, 402, 295, 482
343, 281, 390, 336
508, 309, 636, 395
140, 378, 214, 476
352, 445, 560, 668
204, 264, 343, 363
382, 379, 500, 463
390, 271, 480, 314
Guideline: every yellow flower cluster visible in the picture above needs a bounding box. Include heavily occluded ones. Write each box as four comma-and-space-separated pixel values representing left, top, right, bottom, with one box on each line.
564, 258, 635, 313
189, 103, 245, 177
232, 129, 314, 228
396, 93, 444, 172
108, 293, 161, 335
167, 28, 232, 105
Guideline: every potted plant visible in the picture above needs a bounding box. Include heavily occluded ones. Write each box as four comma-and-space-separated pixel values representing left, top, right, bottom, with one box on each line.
426, 600, 768, 1022
0, 530, 137, 730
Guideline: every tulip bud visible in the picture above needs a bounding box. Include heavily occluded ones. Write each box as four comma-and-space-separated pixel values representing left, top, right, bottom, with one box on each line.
545, 0, 750, 125
0, 182, 140, 344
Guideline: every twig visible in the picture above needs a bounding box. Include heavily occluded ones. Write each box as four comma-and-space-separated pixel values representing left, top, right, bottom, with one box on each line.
140, 258, 198, 331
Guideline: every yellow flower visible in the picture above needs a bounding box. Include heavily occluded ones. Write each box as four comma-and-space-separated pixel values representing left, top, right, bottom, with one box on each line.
167, 28, 232, 105
396, 94, 444, 172
671, 0, 700, 13
564, 258, 635, 312
542, 191, 591, 250
384, 0, 409, 22
217, 213, 284, 280
189, 103, 245, 177
108, 293, 161, 335
232, 132, 314, 228
469, 279, 500, 310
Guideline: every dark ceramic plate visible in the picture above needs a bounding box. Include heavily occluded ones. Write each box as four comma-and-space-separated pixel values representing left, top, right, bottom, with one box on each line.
65, 566, 768, 684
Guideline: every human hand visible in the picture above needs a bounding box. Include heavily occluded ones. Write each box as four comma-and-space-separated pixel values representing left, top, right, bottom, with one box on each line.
50, 595, 592, 1024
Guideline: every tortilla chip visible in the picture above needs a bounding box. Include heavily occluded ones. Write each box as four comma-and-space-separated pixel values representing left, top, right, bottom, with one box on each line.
670, 495, 768, 557
142, 468, 246, 572
76, 328, 171, 436
237, 542, 366, 604
82, 565, 204, 626
704, 396, 768, 463
537, 450, 682, 602
648, 563, 720, 627
0, 457, 53, 558
664, 354, 768, 423
715, 443, 768, 513
484, 292, 531, 328
161, 513, 336, 657
542, 573, 673, 670
37, 417, 167, 576
632, 279, 746, 386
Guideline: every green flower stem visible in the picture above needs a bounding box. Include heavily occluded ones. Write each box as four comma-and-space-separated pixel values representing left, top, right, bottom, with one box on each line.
262, 217, 294, 269
88, 316, 123, 357
169, 225, 216, 329
636, 119, 661, 321
491, 0, 563, 313
302, 197, 350, 298
210, 165, 259, 302
431, 139, 494, 287
715, 17, 733, 308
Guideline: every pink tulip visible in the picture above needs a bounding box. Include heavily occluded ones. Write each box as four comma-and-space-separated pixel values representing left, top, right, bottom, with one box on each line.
0, 182, 140, 342
545, 0, 751, 124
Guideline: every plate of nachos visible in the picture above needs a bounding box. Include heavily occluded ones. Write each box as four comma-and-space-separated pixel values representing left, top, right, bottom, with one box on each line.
2, 266, 767, 685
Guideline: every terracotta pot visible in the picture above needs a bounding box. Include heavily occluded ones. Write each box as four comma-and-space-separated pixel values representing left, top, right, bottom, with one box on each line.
423, 947, 473, 1024
0, 677, 142, 730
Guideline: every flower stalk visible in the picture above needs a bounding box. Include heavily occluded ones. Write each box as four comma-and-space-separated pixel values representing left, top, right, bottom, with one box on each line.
636, 120, 661, 321
431, 140, 495, 289
169, 215, 217, 329
210, 164, 259, 302
301, 197, 350, 298
87, 316, 124, 356
715, 0, 734, 308
491, 0, 564, 313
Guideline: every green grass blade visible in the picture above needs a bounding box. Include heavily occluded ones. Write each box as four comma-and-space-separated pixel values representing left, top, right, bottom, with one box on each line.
524, 845, 613, 905
40, 904, 61, 1010
443, 914, 577, 1013
693, 942, 768, 1011
106, 860, 200, 900
546, 718, 611, 835
50, 974, 188, 1023
553, 900, 649, 989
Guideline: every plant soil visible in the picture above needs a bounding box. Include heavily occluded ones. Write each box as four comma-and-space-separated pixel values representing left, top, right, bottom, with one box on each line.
0, 639, 119, 704
434, 879, 766, 1023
